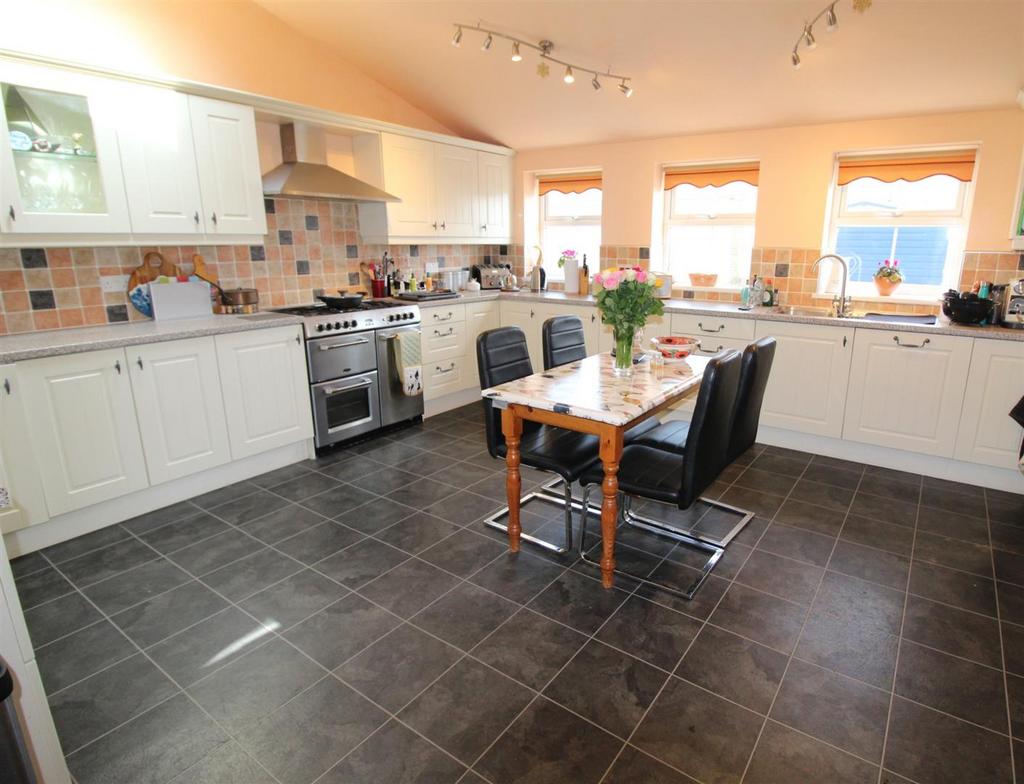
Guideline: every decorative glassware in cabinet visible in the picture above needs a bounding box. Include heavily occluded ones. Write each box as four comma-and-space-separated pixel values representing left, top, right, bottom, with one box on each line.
3, 83, 107, 214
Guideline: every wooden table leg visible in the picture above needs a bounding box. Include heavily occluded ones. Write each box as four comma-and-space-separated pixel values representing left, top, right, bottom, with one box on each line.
598, 425, 625, 588
501, 407, 523, 552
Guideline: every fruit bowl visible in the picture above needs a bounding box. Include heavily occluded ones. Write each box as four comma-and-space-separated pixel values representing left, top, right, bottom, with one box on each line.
689, 273, 718, 288
651, 335, 700, 359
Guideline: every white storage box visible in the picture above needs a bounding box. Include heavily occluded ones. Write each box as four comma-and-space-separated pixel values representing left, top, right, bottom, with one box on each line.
150, 281, 213, 320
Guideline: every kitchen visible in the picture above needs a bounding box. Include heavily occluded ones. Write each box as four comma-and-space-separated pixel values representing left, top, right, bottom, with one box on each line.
0, 2, 1022, 783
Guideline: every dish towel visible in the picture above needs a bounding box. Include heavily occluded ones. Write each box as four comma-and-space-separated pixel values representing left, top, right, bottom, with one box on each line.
1011, 394, 1024, 471
393, 332, 423, 397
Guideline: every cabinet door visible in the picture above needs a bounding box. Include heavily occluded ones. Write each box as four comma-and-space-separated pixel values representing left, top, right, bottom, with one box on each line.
215, 326, 313, 459
381, 133, 437, 237
434, 142, 477, 237
754, 321, 853, 438
535, 303, 601, 358
477, 151, 511, 239
0, 61, 130, 234
128, 338, 231, 484
955, 339, 1024, 468
19, 349, 148, 515
118, 86, 205, 234
844, 330, 973, 456
602, 312, 669, 354
499, 301, 542, 369
189, 95, 267, 236
0, 365, 48, 533
465, 300, 500, 385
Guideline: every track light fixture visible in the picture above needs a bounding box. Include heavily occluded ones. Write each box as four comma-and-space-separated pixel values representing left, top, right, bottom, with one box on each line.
825, 5, 839, 31
791, 1, 868, 69
802, 25, 817, 50
450, 23, 633, 97
791, 51, 801, 69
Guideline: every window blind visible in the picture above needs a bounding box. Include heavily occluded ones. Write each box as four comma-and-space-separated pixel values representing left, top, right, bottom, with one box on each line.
663, 163, 759, 191
836, 151, 976, 186
537, 172, 602, 196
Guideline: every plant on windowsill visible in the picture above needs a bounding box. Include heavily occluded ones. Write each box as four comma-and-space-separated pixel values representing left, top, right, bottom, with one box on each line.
594, 266, 665, 376
558, 249, 581, 294
873, 258, 903, 296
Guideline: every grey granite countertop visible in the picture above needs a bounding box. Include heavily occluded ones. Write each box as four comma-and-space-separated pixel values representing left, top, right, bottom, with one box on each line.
0, 312, 304, 364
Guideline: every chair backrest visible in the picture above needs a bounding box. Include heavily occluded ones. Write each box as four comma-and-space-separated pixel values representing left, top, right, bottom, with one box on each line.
678, 350, 742, 508
542, 315, 587, 370
727, 337, 777, 463
477, 326, 533, 457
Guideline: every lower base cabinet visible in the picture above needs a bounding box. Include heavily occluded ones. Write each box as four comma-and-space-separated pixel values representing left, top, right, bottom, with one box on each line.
955, 338, 1024, 468
0, 366, 49, 532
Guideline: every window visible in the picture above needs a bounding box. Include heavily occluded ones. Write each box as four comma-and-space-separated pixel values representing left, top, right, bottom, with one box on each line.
825, 151, 975, 297
662, 163, 758, 288
538, 173, 602, 281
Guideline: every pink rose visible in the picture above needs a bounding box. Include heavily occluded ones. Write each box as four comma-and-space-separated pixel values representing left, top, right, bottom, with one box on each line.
635, 268, 648, 283
602, 272, 621, 290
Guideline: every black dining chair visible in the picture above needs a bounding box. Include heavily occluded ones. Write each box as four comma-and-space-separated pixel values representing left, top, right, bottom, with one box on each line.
541, 314, 588, 371
577, 349, 743, 598
477, 326, 602, 554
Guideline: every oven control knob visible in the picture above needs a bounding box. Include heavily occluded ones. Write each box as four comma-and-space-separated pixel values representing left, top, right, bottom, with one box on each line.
332, 321, 340, 330
316, 323, 325, 332
323, 323, 333, 331
387, 314, 394, 322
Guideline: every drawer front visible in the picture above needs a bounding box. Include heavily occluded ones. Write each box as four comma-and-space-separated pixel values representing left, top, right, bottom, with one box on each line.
671, 313, 756, 341
683, 336, 753, 357
424, 356, 470, 400
422, 320, 466, 362
424, 304, 465, 326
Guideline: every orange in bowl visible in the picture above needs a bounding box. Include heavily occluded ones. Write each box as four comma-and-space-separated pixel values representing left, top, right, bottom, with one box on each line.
689, 273, 718, 288
651, 335, 700, 359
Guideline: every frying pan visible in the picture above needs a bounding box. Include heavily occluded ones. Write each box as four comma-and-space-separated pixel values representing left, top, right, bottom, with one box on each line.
317, 291, 365, 310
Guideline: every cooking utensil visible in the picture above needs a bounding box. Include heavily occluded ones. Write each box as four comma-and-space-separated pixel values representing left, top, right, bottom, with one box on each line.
192, 266, 259, 312
317, 291, 365, 310
942, 290, 993, 325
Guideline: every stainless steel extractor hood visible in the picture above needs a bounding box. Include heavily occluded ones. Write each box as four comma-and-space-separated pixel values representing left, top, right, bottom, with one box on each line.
262, 123, 399, 203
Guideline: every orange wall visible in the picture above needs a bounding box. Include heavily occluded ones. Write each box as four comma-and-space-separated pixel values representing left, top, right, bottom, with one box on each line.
516, 108, 1024, 251
0, 0, 451, 136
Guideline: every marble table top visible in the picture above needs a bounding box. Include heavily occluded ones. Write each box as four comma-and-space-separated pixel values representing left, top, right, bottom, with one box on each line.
482, 352, 711, 427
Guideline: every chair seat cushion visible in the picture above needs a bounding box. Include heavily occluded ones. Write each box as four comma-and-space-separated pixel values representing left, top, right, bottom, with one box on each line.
631, 420, 690, 454
580, 444, 684, 505
623, 417, 662, 444
496, 425, 600, 482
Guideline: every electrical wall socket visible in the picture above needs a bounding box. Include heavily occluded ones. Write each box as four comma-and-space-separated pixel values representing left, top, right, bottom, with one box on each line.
100, 274, 129, 294
425, 261, 439, 275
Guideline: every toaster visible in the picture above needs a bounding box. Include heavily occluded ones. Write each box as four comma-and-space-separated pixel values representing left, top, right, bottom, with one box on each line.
471, 264, 511, 290
648, 270, 673, 299
1002, 278, 1024, 329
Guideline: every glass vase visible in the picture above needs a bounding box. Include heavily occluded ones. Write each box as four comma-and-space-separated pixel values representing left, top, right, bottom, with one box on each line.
612, 326, 635, 376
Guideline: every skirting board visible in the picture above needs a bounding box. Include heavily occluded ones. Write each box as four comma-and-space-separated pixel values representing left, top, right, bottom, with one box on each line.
3, 440, 313, 558
425, 386, 482, 418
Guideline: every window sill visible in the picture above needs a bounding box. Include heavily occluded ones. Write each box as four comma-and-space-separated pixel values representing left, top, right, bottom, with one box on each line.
673, 285, 743, 294
812, 292, 940, 305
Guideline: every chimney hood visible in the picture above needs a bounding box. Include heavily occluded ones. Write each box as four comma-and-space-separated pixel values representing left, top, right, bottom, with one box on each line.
262, 123, 400, 203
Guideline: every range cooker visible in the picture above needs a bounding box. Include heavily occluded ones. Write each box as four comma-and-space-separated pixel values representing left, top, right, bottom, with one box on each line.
271, 300, 423, 448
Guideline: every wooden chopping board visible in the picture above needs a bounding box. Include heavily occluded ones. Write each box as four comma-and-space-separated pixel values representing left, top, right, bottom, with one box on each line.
128, 251, 179, 291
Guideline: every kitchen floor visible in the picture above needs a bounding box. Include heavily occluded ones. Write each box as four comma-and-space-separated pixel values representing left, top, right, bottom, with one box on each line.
10, 405, 1024, 784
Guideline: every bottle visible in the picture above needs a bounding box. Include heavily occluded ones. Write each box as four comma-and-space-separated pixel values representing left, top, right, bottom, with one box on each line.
763, 279, 774, 306
750, 276, 765, 307
531, 264, 542, 291
740, 278, 751, 307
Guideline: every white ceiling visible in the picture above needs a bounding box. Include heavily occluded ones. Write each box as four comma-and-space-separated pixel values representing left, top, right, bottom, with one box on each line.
255, 0, 1024, 150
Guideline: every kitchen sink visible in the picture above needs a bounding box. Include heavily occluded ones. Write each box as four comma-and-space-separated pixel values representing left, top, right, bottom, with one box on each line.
773, 305, 835, 317
770, 306, 938, 326
855, 312, 938, 325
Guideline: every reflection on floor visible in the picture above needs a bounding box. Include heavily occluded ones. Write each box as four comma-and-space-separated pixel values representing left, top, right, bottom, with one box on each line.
10, 404, 1024, 784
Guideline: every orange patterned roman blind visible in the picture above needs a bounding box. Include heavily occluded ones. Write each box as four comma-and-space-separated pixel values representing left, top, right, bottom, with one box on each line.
537, 172, 602, 196
663, 162, 759, 190
836, 150, 976, 186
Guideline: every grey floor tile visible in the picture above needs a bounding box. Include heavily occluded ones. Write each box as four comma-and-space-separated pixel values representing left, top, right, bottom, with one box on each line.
471, 608, 587, 691
299, 482, 378, 518
36, 620, 136, 693
922, 483, 987, 517
802, 462, 863, 490
994, 549, 1024, 586
275, 521, 365, 565
10, 551, 48, 580
675, 624, 788, 715
333, 497, 415, 532
60, 538, 159, 588
66, 692, 229, 784
908, 561, 997, 617
774, 498, 847, 537
749, 452, 810, 477
200, 547, 304, 602
168, 530, 263, 576
849, 491, 917, 528
375, 512, 461, 555
140, 513, 229, 555
477, 697, 621, 784
418, 528, 507, 577
191, 480, 260, 509
347, 466, 421, 495
745, 720, 878, 784
42, 525, 131, 564
24, 592, 102, 647
595, 595, 702, 671
734, 466, 799, 497
789, 479, 854, 512
13, 566, 75, 609
528, 571, 629, 635
111, 580, 229, 648
636, 567, 730, 621
49, 653, 178, 752
813, 571, 905, 635
187, 638, 323, 735
387, 477, 464, 509
239, 504, 327, 544
603, 745, 694, 784
240, 569, 348, 631
270, 471, 341, 502
998, 581, 1024, 626
335, 624, 462, 713
319, 719, 466, 784
795, 610, 900, 690
914, 531, 993, 577
168, 742, 276, 784
412, 581, 518, 651
717, 484, 787, 518
285, 593, 401, 669
207, 489, 292, 526
399, 658, 534, 765
992, 522, 1024, 556
121, 501, 202, 535
827, 541, 909, 591
735, 550, 824, 606
917, 506, 990, 546
147, 607, 275, 687
840, 514, 915, 557
422, 490, 505, 527
710, 583, 807, 653
470, 551, 566, 605
757, 522, 836, 567
314, 538, 409, 589
1003, 622, 1024, 677
901, 595, 1003, 668
238, 676, 387, 784
358, 558, 461, 618
82, 558, 192, 615
248, 463, 314, 490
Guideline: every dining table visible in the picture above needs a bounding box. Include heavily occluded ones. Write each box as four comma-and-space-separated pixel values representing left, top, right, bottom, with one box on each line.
481, 351, 711, 589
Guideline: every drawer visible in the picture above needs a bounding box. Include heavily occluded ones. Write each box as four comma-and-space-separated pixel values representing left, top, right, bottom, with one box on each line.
424, 304, 465, 326
421, 320, 466, 362
424, 355, 471, 400
671, 313, 756, 341
685, 336, 752, 357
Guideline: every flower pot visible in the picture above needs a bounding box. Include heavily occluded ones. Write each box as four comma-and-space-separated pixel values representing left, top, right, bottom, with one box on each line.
612, 326, 635, 376
562, 258, 580, 294
874, 276, 902, 296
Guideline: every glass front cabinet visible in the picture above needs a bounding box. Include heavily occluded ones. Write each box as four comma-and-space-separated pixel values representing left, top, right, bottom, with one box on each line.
0, 61, 130, 234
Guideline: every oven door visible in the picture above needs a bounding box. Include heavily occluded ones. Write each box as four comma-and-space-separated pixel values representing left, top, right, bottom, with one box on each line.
307, 332, 377, 384
311, 370, 381, 448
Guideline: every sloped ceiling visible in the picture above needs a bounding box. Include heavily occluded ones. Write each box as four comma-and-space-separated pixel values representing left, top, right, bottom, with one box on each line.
254, 0, 1024, 150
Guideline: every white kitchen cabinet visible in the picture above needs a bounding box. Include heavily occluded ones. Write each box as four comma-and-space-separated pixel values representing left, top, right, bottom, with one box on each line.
128, 337, 231, 484
500, 300, 543, 369
189, 95, 267, 236
215, 326, 313, 459
533, 302, 602, 359
603, 311, 670, 354
118, 86, 206, 235
424, 356, 470, 400
465, 300, 500, 383
844, 329, 973, 457
955, 339, 1024, 468
0, 60, 131, 234
379, 133, 437, 237
477, 150, 512, 239
0, 365, 48, 533
434, 143, 477, 236
754, 321, 854, 438
18, 349, 149, 515
421, 319, 467, 364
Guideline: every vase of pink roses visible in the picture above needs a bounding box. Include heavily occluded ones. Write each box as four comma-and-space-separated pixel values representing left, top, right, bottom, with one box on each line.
594, 266, 665, 376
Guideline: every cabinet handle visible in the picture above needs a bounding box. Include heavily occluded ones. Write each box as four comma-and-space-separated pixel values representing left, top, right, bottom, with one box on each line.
211, 212, 218, 226
432, 222, 438, 230
318, 337, 369, 350
114, 360, 122, 375
591, 314, 596, 322
481, 224, 487, 231
7, 205, 14, 222
530, 310, 535, 318
136, 356, 143, 370
193, 211, 200, 225
322, 378, 373, 395
892, 336, 930, 349
842, 336, 847, 347
295, 334, 301, 344
434, 312, 453, 321
441, 221, 446, 230
433, 327, 455, 337
3, 379, 10, 395
435, 363, 457, 375
697, 322, 724, 333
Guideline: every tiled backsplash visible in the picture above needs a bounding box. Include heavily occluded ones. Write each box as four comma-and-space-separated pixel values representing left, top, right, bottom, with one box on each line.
0, 199, 507, 335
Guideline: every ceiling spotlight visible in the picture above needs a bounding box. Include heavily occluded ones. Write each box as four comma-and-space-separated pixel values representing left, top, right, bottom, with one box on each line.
591, 74, 601, 91
452, 26, 462, 47
482, 33, 493, 51
563, 66, 575, 84
791, 50, 802, 69
825, 4, 838, 31
802, 25, 817, 49
511, 41, 522, 62
618, 79, 633, 97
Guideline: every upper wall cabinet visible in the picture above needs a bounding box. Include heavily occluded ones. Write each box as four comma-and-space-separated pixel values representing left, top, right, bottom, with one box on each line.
477, 151, 512, 239
434, 142, 478, 237
0, 61, 131, 234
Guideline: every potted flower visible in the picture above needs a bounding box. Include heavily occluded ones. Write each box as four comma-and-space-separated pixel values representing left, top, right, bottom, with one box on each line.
874, 259, 904, 296
594, 266, 665, 375
558, 249, 580, 294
